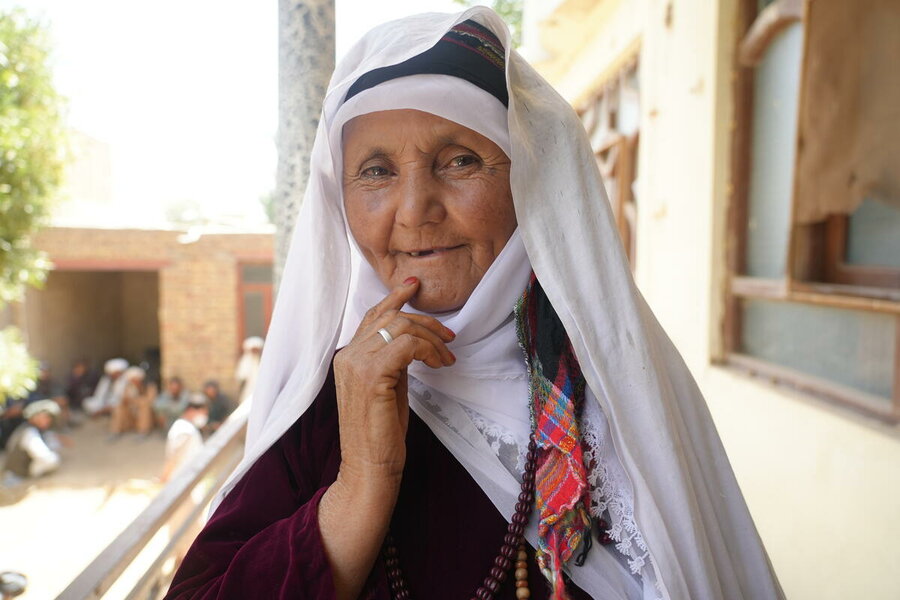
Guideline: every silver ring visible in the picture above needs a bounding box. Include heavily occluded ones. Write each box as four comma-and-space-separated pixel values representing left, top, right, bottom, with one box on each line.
377, 327, 394, 344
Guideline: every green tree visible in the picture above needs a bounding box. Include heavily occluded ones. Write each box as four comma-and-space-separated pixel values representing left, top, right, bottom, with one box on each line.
453, 0, 523, 48
0, 8, 66, 400
0, 326, 37, 400
259, 189, 276, 225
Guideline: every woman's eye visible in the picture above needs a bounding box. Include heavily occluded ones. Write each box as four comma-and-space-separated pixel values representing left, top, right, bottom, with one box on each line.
450, 155, 479, 168
361, 165, 389, 178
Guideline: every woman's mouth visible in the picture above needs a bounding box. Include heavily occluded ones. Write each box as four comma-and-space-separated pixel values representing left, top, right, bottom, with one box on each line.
404, 245, 463, 258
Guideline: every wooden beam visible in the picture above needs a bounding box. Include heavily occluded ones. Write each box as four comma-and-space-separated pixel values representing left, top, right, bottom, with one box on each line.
727, 352, 897, 424
738, 0, 804, 67
57, 405, 249, 600
731, 276, 900, 314
790, 282, 900, 306
730, 276, 789, 299
723, 0, 758, 356
621, 134, 639, 266
785, 0, 813, 296
123, 454, 242, 600
823, 215, 900, 289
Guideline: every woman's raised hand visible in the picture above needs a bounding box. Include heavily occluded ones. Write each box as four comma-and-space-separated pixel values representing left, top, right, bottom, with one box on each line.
332, 276, 456, 487
322, 277, 456, 599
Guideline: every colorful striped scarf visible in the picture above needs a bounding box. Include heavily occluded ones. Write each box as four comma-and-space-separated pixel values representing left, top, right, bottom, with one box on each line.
516, 273, 592, 599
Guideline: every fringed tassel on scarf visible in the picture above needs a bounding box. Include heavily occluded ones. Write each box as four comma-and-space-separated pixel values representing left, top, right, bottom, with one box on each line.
515, 273, 592, 600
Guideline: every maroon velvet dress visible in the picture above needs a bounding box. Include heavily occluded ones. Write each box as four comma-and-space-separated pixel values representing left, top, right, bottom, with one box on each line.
164, 363, 591, 599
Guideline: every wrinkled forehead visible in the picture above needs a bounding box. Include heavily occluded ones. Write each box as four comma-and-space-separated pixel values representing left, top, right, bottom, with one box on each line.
328, 74, 511, 171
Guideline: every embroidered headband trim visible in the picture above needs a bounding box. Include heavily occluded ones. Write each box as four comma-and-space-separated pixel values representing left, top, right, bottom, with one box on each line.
345, 19, 508, 107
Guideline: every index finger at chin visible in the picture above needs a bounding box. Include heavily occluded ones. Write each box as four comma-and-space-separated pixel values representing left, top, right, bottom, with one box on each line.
374, 278, 419, 314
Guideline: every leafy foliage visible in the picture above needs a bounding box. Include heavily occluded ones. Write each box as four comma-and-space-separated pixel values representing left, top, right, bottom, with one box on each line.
0, 326, 38, 401
259, 190, 276, 225
0, 8, 66, 304
453, 0, 523, 48
0, 9, 66, 400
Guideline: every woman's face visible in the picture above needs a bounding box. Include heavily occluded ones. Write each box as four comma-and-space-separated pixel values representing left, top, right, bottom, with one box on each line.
342, 109, 516, 313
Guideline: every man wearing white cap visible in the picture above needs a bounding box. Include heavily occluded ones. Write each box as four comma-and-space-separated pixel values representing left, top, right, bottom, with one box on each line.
234, 337, 263, 405
160, 393, 208, 483
2, 400, 62, 483
83, 358, 129, 417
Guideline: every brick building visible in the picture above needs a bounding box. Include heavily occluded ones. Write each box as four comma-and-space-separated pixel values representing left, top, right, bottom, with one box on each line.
3, 226, 274, 396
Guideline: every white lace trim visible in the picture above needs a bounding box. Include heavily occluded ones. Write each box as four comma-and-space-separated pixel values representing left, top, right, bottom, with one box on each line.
463, 405, 529, 475
581, 399, 660, 595
464, 398, 662, 599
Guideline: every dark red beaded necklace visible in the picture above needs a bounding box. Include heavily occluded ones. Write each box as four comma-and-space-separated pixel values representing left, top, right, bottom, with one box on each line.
383, 438, 540, 600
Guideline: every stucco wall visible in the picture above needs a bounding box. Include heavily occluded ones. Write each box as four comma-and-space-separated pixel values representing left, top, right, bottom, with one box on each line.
703, 366, 900, 599
23, 271, 124, 378
531, 0, 900, 597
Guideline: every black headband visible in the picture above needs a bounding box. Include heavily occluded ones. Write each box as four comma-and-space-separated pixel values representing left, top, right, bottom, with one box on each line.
345, 20, 508, 107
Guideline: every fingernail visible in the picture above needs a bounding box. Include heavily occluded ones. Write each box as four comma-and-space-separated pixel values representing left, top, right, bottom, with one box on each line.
403, 277, 417, 286
449, 351, 456, 362
444, 327, 456, 339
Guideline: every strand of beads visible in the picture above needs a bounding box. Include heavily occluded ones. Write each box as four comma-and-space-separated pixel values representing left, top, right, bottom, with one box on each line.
514, 543, 530, 599
383, 532, 410, 600
384, 438, 538, 600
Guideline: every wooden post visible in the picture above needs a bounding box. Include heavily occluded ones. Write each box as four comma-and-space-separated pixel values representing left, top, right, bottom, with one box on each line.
723, 0, 757, 357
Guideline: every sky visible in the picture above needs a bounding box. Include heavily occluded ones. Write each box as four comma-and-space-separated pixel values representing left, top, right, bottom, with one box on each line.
5, 0, 465, 228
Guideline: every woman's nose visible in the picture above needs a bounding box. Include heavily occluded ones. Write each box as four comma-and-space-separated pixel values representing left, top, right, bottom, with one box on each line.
394, 168, 446, 228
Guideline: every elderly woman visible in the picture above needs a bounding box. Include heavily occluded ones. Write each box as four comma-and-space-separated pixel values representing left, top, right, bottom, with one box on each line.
165, 8, 781, 600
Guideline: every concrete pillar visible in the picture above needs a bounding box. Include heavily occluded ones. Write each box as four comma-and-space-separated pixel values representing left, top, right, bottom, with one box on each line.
274, 0, 335, 288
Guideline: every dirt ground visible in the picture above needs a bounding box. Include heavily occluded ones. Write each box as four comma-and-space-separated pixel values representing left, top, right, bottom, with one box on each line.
0, 416, 167, 599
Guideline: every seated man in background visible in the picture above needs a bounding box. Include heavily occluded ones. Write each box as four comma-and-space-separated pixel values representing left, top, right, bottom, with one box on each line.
25, 363, 65, 406
2, 400, 62, 484
160, 394, 208, 483
200, 380, 233, 435
26, 362, 70, 429
65, 358, 98, 414
110, 367, 157, 437
2, 363, 68, 447
153, 376, 190, 432
83, 358, 129, 417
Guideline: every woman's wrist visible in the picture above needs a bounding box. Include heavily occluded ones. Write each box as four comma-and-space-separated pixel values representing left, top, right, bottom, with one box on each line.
323, 461, 402, 539
319, 465, 402, 600
330, 462, 403, 532
336, 458, 404, 495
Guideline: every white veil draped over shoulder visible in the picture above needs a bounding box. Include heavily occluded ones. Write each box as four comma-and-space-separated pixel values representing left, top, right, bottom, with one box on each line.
214, 7, 783, 599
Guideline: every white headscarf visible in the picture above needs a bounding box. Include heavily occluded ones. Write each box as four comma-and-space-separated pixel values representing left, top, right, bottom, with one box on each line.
216, 7, 783, 599
336, 74, 656, 597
